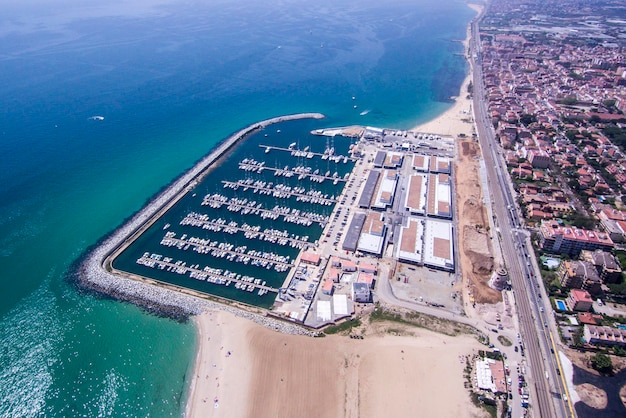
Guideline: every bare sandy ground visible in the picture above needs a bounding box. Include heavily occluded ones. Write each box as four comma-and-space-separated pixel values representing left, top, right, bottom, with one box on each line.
186, 311, 252, 418
186, 310, 486, 418
412, 74, 474, 138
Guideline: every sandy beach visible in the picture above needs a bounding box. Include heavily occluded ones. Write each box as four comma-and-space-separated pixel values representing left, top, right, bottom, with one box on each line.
412, 73, 474, 138
412, 3, 481, 137
186, 310, 485, 418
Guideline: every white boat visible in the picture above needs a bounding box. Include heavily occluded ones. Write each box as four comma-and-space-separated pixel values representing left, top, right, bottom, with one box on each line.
289, 142, 296, 149
265, 146, 271, 153
88, 115, 104, 121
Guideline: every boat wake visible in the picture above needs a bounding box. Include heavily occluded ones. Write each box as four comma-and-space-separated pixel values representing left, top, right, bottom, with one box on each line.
359, 109, 371, 116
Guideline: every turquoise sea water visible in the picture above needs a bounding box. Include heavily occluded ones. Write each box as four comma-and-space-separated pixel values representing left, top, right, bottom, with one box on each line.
0, 0, 474, 416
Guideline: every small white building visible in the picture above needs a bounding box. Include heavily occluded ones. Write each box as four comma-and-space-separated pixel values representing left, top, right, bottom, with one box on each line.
352, 282, 371, 303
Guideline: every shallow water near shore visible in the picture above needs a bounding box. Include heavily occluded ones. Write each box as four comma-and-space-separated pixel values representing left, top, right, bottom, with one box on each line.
0, 0, 473, 415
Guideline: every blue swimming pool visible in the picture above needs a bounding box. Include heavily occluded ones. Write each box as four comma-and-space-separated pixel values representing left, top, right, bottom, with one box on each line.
555, 300, 567, 311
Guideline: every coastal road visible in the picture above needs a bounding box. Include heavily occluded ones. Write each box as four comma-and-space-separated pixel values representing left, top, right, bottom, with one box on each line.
469, 14, 571, 418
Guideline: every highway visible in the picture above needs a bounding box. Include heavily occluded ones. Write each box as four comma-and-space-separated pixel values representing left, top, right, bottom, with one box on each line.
468, 12, 574, 418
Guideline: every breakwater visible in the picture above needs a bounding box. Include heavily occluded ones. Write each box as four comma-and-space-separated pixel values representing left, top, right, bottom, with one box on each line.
76, 113, 324, 334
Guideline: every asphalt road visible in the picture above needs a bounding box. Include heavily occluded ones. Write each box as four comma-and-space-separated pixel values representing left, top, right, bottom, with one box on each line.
468, 14, 573, 418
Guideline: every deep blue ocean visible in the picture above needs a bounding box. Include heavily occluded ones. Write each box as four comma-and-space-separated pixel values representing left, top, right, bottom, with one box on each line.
0, 0, 474, 415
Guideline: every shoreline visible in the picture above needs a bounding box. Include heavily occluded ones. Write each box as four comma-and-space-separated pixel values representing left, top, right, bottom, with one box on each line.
184, 311, 254, 418
412, 2, 482, 137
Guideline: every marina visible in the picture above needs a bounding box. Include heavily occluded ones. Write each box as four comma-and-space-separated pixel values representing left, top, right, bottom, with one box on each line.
107, 115, 356, 309
179, 213, 312, 249
159, 232, 293, 271
238, 159, 348, 184
260, 144, 357, 163
136, 252, 278, 295
85, 111, 459, 323
221, 180, 338, 205
200, 194, 330, 226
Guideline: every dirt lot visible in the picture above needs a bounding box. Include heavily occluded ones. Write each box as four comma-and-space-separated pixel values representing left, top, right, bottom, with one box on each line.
391, 263, 464, 314
455, 137, 500, 304
566, 349, 626, 410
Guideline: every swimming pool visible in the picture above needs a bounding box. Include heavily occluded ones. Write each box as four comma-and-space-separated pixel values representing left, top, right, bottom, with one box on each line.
555, 300, 567, 311
541, 256, 561, 269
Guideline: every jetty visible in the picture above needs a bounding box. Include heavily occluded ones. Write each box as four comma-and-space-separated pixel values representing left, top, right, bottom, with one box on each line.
221, 180, 338, 205
179, 213, 312, 249
159, 232, 293, 271
259, 144, 357, 162
136, 253, 279, 294
237, 160, 347, 184
200, 193, 330, 226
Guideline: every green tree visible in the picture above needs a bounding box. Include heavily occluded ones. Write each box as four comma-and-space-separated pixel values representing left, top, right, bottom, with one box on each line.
613, 346, 626, 357
519, 114, 537, 126
603, 99, 616, 109
561, 95, 578, 106
591, 353, 613, 374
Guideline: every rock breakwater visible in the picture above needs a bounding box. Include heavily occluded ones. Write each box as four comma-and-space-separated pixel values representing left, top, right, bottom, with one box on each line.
75, 113, 324, 336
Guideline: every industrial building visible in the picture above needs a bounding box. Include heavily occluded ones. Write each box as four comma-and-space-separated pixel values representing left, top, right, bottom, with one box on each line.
426, 173, 452, 219
412, 154, 429, 172
429, 156, 451, 174
404, 174, 427, 215
396, 217, 425, 265
373, 151, 386, 168
363, 126, 384, 141
383, 152, 404, 169
423, 219, 454, 271
372, 169, 398, 210
342, 212, 366, 252
358, 170, 380, 209
357, 212, 387, 256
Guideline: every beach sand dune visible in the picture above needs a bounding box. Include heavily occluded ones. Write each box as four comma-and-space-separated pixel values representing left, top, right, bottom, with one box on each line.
187, 311, 485, 418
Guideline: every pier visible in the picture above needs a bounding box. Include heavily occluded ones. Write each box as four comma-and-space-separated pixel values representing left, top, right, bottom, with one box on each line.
238, 159, 348, 184
160, 232, 294, 272
180, 212, 312, 249
201, 193, 330, 227
222, 180, 338, 205
136, 253, 279, 294
259, 144, 357, 162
